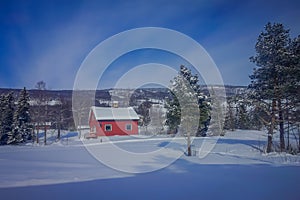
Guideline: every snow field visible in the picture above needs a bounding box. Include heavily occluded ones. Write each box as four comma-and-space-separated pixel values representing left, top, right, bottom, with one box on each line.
0, 130, 299, 199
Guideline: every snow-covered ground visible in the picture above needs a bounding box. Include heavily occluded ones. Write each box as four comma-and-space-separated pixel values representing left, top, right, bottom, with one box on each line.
0, 130, 299, 200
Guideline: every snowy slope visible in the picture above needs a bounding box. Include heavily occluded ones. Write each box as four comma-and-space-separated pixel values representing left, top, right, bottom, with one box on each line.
0, 130, 299, 200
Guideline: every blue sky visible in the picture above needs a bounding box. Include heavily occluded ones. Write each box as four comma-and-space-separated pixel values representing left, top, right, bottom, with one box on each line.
0, 0, 299, 89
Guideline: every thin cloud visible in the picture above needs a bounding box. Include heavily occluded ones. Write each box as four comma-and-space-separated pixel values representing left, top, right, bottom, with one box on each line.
1, 0, 300, 89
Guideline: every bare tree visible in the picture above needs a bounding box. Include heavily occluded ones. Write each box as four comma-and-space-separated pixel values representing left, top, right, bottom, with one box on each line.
72, 90, 93, 138
34, 81, 47, 144
52, 97, 73, 140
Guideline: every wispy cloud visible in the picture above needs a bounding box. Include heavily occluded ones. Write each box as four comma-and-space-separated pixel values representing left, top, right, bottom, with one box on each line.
1, 0, 300, 89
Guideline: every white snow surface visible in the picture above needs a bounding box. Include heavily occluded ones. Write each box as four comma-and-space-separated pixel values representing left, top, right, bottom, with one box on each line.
0, 130, 299, 200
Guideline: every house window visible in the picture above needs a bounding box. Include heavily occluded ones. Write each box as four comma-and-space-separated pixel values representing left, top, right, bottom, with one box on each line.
126, 124, 132, 131
105, 124, 112, 131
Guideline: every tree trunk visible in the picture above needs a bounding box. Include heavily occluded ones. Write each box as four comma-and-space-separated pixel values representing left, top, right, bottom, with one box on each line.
77, 112, 82, 139
57, 121, 61, 140
187, 132, 191, 156
31, 128, 35, 143
44, 125, 47, 145
267, 99, 276, 153
267, 135, 273, 153
278, 100, 285, 151
36, 126, 39, 144
298, 124, 300, 153
287, 121, 290, 149
44, 104, 48, 145
286, 98, 290, 149
57, 109, 61, 140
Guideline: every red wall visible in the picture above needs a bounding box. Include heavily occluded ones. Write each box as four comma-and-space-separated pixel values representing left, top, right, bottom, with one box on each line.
99, 120, 138, 136
89, 110, 138, 136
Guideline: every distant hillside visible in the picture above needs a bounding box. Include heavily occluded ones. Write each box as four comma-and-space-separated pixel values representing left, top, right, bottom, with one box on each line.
0, 85, 248, 102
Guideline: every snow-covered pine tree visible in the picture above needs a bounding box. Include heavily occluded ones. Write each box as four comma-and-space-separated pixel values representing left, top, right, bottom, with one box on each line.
247, 97, 264, 131
236, 100, 250, 130
165, 91, 181, 134
165, 65, 211, 156
2, 92, 16, 144
137, 101, 152, 133
0, 94, 5, 143
250, 22, 291, 152
176, 67, 199, 156
166, 65, 211, 135
14, 87, 32, 142
225, 93, 264, 131
182, 66, 211, 135
224, 97, 235, 131
209, 87, 225, 136
285, 35, 300, 151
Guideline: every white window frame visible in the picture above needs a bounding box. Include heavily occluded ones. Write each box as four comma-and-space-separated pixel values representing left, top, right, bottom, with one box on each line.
105, 124, 112, 132
125, 124, 132, 131
91, 125, 96, 133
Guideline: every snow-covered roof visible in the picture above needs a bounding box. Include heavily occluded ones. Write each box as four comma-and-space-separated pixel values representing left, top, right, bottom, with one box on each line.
90, 106, 139, 121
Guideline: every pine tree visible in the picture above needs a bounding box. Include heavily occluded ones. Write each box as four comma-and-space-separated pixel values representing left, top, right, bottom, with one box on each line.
165, 65, 211, 156
236, 101, 250, 130
0, 94, 5, 143
14, 87, 32, 142
2, 92, 16, 144
166, 65, 211, 135
165, 93, 181, 134
248, 100, 264, 131
285, 35, 300, 151
287, 36, 300, 122
250, 22, 291, 152
209, 87, 224, 136
224, 98, 235, 131
137, 101, 152, 133
137, 101, 152, 126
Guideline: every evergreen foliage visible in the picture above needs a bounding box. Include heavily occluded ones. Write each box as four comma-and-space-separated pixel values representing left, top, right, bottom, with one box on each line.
236, 101, 250, 130
0, 89, 32, 145
13, 87, 32, 143
224, 94, 263, 131
250, 22, 300, 153
224, 97, 236, 131
165, 65, 211, 136
0, 92, 15, 144
137, 101, 152, 127
209, 87, 225, 136
165, 92, 181, 133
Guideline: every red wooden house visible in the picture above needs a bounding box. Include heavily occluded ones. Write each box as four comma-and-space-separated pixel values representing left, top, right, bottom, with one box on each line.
88, 106, 139, 137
